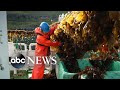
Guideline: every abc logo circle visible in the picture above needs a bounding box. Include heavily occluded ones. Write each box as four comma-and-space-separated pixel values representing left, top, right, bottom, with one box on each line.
10, 53, 25, 69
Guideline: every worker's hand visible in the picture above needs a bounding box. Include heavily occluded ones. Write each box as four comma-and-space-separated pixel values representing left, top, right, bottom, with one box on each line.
58, 42, 62, 46
53, 23, 58, 29
59, 42, 64, 47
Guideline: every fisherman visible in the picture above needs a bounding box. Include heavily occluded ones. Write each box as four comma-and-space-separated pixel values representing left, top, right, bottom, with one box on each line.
32, 22, 61, 79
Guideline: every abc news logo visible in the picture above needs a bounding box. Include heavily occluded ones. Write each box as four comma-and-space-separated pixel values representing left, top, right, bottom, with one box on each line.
10, 53, 57, 69
11, 57, 25, 64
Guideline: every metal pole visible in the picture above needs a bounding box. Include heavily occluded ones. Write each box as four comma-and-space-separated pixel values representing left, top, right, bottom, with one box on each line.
0, 11, 10, 79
